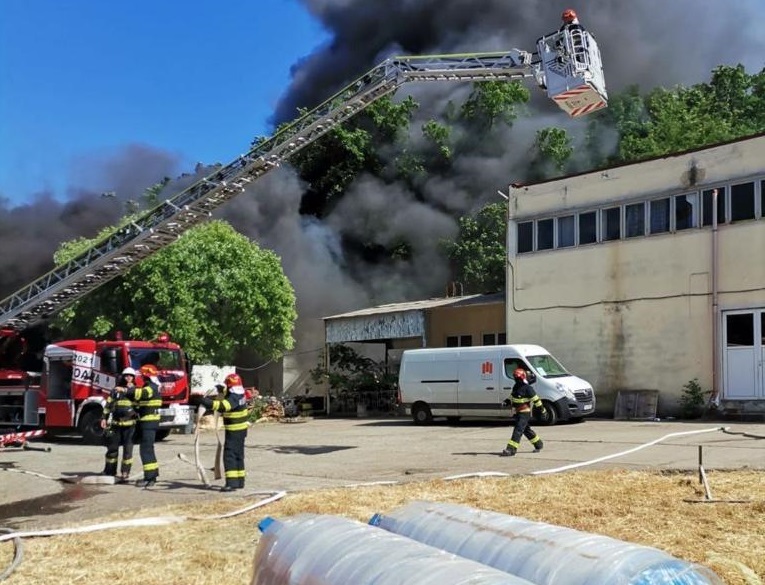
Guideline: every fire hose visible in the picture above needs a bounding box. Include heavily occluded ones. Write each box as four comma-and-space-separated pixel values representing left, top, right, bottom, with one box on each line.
0, 490, 287, 581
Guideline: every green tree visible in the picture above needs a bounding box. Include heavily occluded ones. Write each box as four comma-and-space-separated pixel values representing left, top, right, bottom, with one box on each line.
53, 220, 297, 364
460, 80, 529, 130
444, 202, 506, 294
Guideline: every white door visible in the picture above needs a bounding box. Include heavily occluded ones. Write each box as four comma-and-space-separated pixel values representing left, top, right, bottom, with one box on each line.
723, 310, 765, 399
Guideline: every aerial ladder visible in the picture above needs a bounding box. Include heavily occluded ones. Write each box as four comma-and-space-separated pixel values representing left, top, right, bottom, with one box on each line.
0, 11, 607, 331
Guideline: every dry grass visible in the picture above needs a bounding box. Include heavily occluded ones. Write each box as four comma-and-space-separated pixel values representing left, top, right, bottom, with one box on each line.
1, 469, 763, 585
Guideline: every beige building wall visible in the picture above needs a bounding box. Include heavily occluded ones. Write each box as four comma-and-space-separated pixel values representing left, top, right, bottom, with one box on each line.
428, 303, 505, 348
506, 135, 765, 416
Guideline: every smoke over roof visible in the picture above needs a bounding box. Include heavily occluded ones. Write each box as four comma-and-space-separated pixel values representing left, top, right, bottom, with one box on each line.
1, 0, 762, 354
277, 0, 764, 124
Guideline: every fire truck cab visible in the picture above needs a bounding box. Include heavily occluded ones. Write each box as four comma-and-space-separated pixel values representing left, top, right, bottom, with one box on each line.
0, 333, 193, 443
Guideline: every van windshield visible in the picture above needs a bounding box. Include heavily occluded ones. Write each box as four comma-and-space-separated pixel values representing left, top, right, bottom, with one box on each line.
527, 354, 569, 378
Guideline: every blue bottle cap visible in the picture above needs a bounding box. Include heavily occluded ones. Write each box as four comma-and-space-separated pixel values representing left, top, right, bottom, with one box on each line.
368, 513, 382, 526
258, 517, 276, 533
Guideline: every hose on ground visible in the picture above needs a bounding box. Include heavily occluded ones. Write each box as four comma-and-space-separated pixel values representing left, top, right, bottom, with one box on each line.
0, 528, 22, 582
0, 490, 286, 581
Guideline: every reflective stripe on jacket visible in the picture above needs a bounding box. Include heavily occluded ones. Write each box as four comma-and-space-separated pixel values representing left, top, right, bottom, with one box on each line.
129, 381, 162, 423
103, 388, 137, 427
510, 381, 543, 413
207, 393, 249, 432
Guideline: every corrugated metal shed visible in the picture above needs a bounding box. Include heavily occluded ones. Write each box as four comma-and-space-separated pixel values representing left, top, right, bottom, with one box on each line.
323, 293, 504, 343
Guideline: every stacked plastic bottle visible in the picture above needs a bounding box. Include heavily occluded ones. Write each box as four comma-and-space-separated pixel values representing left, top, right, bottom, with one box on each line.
370, 501, 724, 585
252, 514, 537, 585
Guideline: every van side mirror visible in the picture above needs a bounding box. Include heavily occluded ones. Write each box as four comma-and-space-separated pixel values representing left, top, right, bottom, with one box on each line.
527, 372, 537, 384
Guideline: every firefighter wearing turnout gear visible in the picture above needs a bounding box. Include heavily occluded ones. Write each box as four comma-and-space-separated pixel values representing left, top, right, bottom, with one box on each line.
126, 364, 163, 488
198, 373, 249, 492
501, 368, 546, 456
101, 367, 138, 480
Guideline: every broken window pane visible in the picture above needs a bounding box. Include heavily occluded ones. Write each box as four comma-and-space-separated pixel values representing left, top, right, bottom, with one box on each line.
675, 193, 698, 230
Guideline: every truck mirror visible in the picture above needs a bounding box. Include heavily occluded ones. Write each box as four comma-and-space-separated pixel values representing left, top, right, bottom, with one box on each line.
527, 372, 537, 384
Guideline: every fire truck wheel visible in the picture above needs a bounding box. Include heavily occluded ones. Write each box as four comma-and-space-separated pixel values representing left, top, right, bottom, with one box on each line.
155, 430, 171, 442
78, 409, 105, 445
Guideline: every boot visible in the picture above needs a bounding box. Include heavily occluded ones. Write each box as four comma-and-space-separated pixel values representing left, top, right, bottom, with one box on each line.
534, 439, 544, 452
500, 447, 517, 457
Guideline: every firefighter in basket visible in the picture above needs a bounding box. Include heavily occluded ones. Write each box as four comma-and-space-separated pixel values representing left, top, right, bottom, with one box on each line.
101, 367, 139, 481
198, 373, 249, 492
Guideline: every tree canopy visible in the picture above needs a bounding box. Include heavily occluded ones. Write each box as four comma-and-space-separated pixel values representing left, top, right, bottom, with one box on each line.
53, 220, 296, 364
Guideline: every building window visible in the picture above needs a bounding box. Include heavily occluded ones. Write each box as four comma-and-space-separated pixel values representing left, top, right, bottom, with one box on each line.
578, 211, 597, 244
675, 193, 698, 230
537, 218, 554, 250
625, 202, 645, 238
447, 335, 473, 347
557, 215, 575, 248
649, 198, 670, 234
517, 222, 533, 253
730, 182, 755, 222
483, 333, 506, 345
602, 207, 621, 241
702, 187, 726, 226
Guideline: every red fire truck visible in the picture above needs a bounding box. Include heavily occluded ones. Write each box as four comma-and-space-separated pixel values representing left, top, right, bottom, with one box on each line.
0, 332, 192, 443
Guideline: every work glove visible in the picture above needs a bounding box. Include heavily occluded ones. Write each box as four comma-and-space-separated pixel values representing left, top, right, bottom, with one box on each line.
502, 398, 512, 408
199, 397, 214, 409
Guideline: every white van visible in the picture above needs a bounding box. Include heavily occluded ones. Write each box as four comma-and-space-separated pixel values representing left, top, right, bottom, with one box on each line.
397, 344, 595, 425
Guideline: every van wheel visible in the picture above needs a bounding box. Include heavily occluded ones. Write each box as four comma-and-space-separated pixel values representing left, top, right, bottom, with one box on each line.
537, 401, 558, 426
411, 404, 433, 425
155, 430, 171, 441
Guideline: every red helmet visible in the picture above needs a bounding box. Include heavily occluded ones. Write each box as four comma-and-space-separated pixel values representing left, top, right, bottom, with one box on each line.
562, 8, 578, 23
513, 368, 528, 381
140, 364, 159, 377
225, 373, 243, 387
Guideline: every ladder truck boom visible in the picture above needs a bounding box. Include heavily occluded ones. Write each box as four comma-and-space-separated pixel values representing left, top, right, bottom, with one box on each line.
0, 14, 606, 331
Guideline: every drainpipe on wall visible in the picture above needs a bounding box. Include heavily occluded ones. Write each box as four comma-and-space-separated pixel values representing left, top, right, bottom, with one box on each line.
711, 188, 720, 406
502, 187, 517, 337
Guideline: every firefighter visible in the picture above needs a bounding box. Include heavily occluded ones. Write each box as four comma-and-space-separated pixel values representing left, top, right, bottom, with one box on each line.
128, 364, 163, 488
500, 368, 546, 456
101, 367, 138, 480
559, 8, 584, 31
198, 373, 249, 492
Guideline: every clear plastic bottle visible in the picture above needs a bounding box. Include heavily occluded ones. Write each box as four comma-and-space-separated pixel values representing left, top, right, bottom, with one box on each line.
370, 502, 723, 585
253, 514, 538, 585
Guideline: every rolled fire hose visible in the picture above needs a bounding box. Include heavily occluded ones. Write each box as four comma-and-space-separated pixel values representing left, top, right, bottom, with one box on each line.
191, 404, 211, 487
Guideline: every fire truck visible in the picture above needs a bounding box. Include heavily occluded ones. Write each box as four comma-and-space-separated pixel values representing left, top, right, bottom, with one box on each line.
0, 332, 192, 443
0, 10, 606, 438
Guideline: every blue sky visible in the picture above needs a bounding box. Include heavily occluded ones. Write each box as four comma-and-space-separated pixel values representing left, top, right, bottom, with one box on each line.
0, 1, 329, 205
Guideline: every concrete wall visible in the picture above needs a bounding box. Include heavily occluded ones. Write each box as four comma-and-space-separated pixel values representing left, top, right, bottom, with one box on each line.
506, 135, 765, 416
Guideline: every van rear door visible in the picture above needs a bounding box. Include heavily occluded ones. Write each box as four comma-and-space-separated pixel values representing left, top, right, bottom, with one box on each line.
457, 352, 503, 417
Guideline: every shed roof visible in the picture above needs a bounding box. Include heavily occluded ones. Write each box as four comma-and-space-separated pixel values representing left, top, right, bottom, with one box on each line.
323, 292, 504, 321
